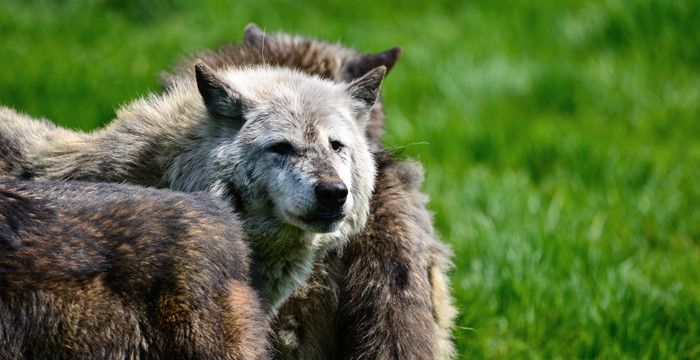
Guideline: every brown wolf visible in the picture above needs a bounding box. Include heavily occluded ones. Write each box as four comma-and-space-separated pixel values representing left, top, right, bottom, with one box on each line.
0, 180, 267, 359
0, 25, 456, 359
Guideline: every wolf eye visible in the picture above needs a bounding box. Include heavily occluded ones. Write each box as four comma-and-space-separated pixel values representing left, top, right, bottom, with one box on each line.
330, 140, 344, 152
268, 141, 295, 156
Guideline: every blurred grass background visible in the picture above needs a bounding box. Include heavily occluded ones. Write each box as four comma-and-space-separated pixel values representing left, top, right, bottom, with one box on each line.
1, 0, 699, 358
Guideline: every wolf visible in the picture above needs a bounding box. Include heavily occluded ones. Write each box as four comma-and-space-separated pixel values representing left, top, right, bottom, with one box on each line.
0, 25, 456, 359
163, 25, 457, 359
0, 62, 384, 316
0, 180, 267, 359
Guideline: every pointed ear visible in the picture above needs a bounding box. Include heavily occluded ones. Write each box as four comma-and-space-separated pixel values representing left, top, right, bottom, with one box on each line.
342, 47, 402, 81
195, 61, 247, 120
346, 66, 386, 120
243, 23, 266, 49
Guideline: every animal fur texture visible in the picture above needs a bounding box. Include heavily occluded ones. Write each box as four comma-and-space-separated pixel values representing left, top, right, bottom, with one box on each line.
0, 62, 383, 318
0, 180, 267, 359
0, 24, 457, 359
162, 24, 402, 148
163, 25, 457, 360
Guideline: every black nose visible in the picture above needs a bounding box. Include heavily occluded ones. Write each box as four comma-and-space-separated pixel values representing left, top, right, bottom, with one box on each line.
315, 181, 348, 209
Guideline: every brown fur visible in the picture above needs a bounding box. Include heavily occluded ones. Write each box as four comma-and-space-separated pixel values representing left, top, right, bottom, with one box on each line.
0, 180, 268, 359
336, 153, 456, 359
269, 152, 456, 360
0, 25, 456, 359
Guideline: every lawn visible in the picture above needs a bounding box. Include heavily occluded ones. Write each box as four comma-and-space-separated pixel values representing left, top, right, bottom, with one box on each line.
1, 0, 699, 358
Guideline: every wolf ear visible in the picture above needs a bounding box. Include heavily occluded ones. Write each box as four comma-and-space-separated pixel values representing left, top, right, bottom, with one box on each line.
342, 47, 402, 81
195, 61, 247, 121
243, 23, 266, 49
346, 66, 387, 122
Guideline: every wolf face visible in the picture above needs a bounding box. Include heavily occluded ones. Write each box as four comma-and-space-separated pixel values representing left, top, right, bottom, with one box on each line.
197, 63, 384, 245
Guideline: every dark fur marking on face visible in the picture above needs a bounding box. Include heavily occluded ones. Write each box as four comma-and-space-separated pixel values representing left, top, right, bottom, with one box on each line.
300, 151, 338, 182
245, 168, 255, 182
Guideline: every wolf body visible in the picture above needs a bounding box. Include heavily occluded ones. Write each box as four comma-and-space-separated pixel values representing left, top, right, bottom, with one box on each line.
0, 180, 267, 359
0, 63, 383, 315
0, 25, 456, 359
165, 25, 457, 360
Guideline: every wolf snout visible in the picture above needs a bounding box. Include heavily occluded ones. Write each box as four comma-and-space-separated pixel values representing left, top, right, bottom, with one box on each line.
315, 181, 348, 209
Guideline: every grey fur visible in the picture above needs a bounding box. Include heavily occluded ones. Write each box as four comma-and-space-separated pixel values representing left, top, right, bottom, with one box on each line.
161, 23, 403, 147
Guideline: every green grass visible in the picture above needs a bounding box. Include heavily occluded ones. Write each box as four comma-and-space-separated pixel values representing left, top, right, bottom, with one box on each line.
1, 0, 699, 358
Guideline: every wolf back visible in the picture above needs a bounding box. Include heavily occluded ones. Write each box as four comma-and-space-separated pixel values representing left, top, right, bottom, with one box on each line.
0, 180, 268, 359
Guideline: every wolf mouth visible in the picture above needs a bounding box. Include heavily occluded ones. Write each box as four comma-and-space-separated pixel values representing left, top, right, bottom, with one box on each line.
299, 211, 345, 228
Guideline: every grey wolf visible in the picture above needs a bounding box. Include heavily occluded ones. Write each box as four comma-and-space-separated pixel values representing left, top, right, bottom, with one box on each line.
165, 25, 457, 359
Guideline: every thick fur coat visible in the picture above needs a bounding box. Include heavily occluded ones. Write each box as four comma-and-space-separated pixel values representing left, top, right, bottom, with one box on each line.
0, 180, 267, 359
3, 62, 385, 318
165, 25, 457, 360
0, 25, 456, 359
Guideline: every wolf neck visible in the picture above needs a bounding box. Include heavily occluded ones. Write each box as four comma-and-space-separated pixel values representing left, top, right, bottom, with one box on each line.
245, 217, 336, 314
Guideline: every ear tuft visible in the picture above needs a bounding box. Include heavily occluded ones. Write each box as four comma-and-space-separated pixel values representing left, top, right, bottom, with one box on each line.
346, 66, 387, 120
195, 61, 246, 120
342, 47, 402, 81
243, 23, 266, 49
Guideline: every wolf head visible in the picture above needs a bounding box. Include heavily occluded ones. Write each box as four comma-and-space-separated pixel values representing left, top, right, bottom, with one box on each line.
160, 23, 401, 146
196, 63, 383, 243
